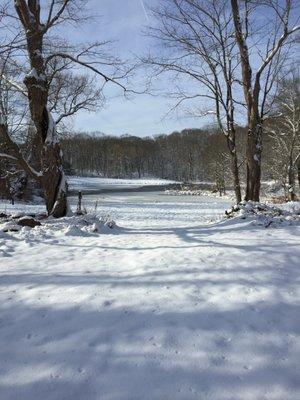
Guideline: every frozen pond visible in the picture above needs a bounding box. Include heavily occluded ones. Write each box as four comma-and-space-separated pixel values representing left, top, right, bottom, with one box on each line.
67, 176, 231, 226
0, 177, 231, 226
69, 191, 231, 226
68, 176, 178, 192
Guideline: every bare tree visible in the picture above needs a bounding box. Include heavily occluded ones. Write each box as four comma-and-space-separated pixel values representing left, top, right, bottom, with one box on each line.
143, 0, 243, 202
0, 0, 130, 217
231, 0, 300, 201
49, 72, 104, 128
266, 70, 300, 200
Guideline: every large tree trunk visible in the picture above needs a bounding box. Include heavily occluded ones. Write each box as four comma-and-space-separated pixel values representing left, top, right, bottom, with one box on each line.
230, 152, 242, 203
41, 110, 68, 216
245, 118, 262, 202
297, 158, 300, 192
15, 0, 68, 217
25, 81, 68, 218
226, 126, 242, 204
287, 160, 296, 201
231, 0, 262, 203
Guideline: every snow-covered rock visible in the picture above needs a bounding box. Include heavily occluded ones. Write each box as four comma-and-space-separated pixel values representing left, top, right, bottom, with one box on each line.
17, 216, 41, 228
225, 201, 300, 227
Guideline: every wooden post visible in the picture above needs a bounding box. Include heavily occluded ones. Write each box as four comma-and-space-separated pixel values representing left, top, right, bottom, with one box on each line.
77, 191, 82, 214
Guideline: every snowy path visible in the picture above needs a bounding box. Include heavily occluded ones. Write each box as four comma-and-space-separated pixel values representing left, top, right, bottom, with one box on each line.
0, 194, 300, 400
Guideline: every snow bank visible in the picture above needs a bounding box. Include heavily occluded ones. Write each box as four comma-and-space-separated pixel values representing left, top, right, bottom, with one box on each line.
0, 212, 117, 238
225, 201, 300, 228
165, 188, 234, 199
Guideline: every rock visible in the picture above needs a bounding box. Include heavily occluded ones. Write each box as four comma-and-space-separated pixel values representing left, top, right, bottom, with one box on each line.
0, 212, 8, 218
3, 227, 20, 233
17, 216, 41, 228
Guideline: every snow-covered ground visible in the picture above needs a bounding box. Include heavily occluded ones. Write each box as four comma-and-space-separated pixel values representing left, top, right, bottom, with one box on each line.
0, 190, 300, 400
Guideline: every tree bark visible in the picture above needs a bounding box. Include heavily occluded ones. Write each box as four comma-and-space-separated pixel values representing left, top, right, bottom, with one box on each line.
287, 161, 296, 201
230, 151, 242, 203
231, 0, 262, 202
225, 126, 242, 203
297, 158, 300, 192
231, 0, 299, 202
245, 116, 262, 202
15, 0, 68, 217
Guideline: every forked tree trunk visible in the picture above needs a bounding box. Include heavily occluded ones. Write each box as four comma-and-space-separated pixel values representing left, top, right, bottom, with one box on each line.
231, 0, 262, 203
231, 0, 299, 203
15, 0, 68, 217
41, 110, 68, 216
25, 74, 68, 218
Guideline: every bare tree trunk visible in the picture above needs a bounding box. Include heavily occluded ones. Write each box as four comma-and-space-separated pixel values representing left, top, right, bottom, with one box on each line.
15, 1, 68, 217
245, 118, 262, 202
287, 161, 296, 201
223, 143, 242, 203
25, 69, 68, 218
41, 113, 68, 216
231, 0, 261, 202
297, 158, 300, 192
231, 0, 300, 202
230, 152, 242, 203
226, 128, 242, 203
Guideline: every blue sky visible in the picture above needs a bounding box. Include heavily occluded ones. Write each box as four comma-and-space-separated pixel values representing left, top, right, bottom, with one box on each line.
65, 0, 210, 137
60, 0, 299, 137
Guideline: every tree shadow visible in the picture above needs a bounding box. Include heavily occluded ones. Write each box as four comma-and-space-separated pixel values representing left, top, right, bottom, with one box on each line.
26, 218, 300, 256
1, 216, 299, 399
1, 297, 299, 400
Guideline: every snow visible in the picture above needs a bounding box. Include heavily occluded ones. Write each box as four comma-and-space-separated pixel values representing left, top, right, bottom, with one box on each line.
45, 108, 57, 144
165, 188, 234, 199
50, 171, 68, 215
0, 191, 300, 400
279, 201, 300, 214
25, 68, 45, 82
26, 68, 39, 80
68, 176, 178, 192
1, 74, 27, 96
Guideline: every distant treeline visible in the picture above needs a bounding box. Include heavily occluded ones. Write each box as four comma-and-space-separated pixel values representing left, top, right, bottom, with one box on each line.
61, 126, 285, 190
62, 128, 251, 184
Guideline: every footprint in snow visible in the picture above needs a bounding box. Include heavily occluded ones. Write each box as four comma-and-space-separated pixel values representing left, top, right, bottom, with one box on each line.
50, 374, 60, 379
103, 300, 114, 307
210, 355, 227, 366
215, 336, 232, 349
